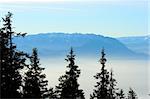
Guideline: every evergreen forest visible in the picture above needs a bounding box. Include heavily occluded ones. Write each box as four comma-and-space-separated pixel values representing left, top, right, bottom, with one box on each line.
0, 12, 141, 99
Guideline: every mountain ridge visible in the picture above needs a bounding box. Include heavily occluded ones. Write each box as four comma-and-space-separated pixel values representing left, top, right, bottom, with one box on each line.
118, 36, 149, 56
13, 33, 148, 59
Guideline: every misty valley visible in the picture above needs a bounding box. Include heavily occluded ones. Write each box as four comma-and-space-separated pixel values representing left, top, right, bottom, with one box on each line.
0, 10, 149, 99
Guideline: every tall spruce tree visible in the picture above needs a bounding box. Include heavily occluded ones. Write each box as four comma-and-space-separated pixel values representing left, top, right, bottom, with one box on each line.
128, 88, 138, 99
48, 88, 58, 99
117, 89, 125, 99
0, 12, 27, 98
56, 48, 85, 99
23, 48, 49, 98
109, 69, 117, 99
90, 48, 110, 99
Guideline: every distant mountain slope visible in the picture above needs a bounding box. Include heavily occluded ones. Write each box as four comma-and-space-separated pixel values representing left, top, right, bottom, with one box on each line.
13, 33, 147, 59
118, 36, 150, 56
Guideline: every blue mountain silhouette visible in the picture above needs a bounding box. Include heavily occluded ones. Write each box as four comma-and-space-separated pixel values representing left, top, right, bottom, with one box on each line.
118, 36, 149, 56
13, 33, 148, 59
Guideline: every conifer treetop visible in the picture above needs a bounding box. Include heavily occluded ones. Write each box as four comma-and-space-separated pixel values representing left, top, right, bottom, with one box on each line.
99, 48, 107, 68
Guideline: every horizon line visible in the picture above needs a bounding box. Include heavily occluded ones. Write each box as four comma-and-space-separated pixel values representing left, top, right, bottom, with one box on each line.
26, 32, 149, 38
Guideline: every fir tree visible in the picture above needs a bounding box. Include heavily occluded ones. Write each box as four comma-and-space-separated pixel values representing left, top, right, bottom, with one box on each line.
128, 88, 138, 99
23, 48, 49, 98
117, 89, 125, 99
56, 48, 85, 99
109, 69, 117, 99
0, 12, 27, 98
90, 48, 110, 99
48, 88, 58, 99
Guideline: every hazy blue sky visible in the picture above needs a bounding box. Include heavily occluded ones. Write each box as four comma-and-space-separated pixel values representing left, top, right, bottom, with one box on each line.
0, 0, 148, 37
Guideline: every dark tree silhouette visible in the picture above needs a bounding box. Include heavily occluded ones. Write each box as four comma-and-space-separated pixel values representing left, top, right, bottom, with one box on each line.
109, 69, 117, 99
56, 48, 85, 99
128, 88, 138, 99
23, 48, 49, 98
90, 48, 110, 99
0, 12, 27, 98
117, 89, 125, 99
0, 12, 140, 99
48, 88, 58, 99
